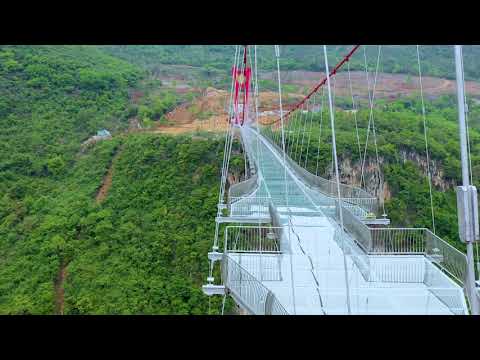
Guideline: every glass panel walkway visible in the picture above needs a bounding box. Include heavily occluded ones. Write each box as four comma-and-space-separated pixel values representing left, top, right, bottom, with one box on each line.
226, 125, 468, 315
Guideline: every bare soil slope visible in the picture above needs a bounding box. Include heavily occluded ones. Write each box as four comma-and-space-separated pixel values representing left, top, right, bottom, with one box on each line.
260, 70, 480, 99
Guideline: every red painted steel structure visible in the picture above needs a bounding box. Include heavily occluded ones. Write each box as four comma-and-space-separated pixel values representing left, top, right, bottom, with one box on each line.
232, 45, 251, 126
271, 45, 361, 125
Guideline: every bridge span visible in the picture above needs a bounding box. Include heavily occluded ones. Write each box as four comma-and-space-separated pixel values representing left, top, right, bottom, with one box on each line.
203, 44, 477, 315
205, 124, 468, 315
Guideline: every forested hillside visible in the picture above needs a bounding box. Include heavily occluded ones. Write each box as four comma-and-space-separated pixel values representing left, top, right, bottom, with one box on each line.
0, 46, 226, 314
101, 45, 480, 81
63, 134, 224, 314
0, 46, 141, 171
281, 94, 480, 253
0, 45, 140, 313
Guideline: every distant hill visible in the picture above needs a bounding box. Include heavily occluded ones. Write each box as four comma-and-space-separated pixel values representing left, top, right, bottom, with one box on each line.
100, 45, 480, 81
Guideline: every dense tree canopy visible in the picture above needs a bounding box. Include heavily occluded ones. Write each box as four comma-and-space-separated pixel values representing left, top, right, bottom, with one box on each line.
101, 45, 480, 81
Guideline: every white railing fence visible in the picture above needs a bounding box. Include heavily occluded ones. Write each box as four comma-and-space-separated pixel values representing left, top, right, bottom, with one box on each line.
228, 174, 259, 199
224, 225, 282, 253
256, 126, 379, 214
222, 254, 289, 315
228, 196, 271, 218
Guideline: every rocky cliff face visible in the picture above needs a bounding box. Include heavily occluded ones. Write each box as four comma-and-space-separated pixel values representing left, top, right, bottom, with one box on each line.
323, 150, 453, 205
397, 150, 455, 191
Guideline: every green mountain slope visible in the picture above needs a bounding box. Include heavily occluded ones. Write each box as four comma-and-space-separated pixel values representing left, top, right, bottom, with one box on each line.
64, 134, 224, 314
0, 45, 141, 313
0, 45, 231, 314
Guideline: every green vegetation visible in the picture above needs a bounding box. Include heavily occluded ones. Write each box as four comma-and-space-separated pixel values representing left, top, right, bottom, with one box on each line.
137, 90, 178, 126
64, 134, 225, 314
0, 46, 227, 314
133, 78, 202, 127
258, 79, 300, 93
0, 45, 139, 313
101, 45, 480, 81
0, 45, 141, 170
279, 95, 480, 253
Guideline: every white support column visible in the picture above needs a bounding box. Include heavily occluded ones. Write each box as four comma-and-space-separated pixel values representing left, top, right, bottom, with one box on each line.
454, 45, 480, 315
323, 45, 351, 314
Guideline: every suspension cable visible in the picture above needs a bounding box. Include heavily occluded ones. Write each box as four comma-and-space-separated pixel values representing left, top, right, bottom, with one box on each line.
304, 92, 317, 170
369, 63, 385, 217
211, 45, 241, 281
360, 46, 373, 188
360, 46, 385, 217
284, 45, 360, 123
267, 46, 361, 129
288, 105, 301, 157
323, 45, 351, 314
294, 103, 306, 161
219, 46, 241, 204
347, 59, 363, 164
224, 46, 247, 176
214, 47, 239, 232
253, 45, 262, 173
299, 100, 311, 164
460, 47, 474, 185
251, 45, 267, 287
316, 87, 326, 176
275, 45, 297, 314
226, 45, 239, 114
416, 45, 436, 234
275, 45, 289, 213
330, 76, 338, 178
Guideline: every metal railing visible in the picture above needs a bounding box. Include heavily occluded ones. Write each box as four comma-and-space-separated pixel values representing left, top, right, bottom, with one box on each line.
425, 230, 468, 286
368, 256, 426, 283
368, 228, 467, 286
227, 126, 261, 202
257, 129, 378, 214
286, 154, 378, 213
333, 225, 371, 281
269, 294, 290, 315
224, 225, 282, 253
340, 198, 377, 217
228, 173, 259, 199
331, 202, 468, 287
423, 260, 469, 315
240, 129, 257, 177
334, 203, 372, 252
370, 228, 425, 254
222, 254, 289, 315
320, 285, 467, 315
228, 196, 271, 218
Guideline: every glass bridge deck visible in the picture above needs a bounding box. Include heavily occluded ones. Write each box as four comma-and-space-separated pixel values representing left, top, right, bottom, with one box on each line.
226, 125, 467, 315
